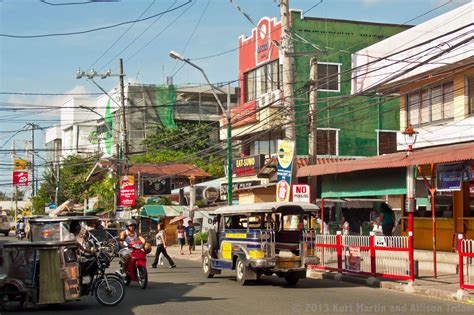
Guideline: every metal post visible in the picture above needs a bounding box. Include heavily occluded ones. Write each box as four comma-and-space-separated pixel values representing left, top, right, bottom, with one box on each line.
336, 231, 342, 272
309, 57, 318, 204
370, 232, 376, 276
431, 163, 437, 278
30, 124, 35, 197
458, 234, 464, 289
321, 198, 325, 234
280, 0, 295, 141
227, 84, 232, 205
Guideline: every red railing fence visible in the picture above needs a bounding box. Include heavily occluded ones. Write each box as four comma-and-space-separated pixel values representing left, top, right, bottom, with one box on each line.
458, 234, 474, 291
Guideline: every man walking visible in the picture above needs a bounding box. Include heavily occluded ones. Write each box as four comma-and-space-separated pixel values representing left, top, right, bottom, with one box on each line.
151, 223, 176, 269
186, 220, 195, 255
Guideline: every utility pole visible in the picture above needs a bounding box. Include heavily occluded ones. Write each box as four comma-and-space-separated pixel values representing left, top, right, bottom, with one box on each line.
119, 58, 129, 163
309, 57, 318, 203
26, 123, 40, 197
280, 0, 296, 141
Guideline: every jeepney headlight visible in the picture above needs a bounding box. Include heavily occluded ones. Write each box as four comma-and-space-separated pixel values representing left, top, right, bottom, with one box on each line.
64, 248, 77, 263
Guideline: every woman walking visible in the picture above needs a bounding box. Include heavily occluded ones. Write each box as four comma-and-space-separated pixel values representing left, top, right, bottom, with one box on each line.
151, 223, 176, 269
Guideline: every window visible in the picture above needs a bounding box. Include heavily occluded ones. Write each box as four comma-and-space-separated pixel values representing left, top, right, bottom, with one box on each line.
243, 60, 281, 103
378, 131, 397, 155
407, 82, 454, 126
317, 63, 340, 92
467, 77, 474, 114
316, 129, 337, 155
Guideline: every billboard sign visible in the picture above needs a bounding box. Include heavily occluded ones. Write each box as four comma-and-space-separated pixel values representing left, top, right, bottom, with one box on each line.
436, 163, 465, 192
13, 159, 28, 171
276, 140, 294, 202
119, 175, 136, 207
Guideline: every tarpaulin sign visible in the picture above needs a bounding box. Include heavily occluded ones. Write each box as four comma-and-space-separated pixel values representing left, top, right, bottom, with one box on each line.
12, 171, 28, 187
276, 140, 294, 202
119, 175, 136, 207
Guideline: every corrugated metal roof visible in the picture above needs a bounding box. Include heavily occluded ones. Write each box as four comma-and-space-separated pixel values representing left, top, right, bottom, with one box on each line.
298, 142, 474, 177
128, 163, 210, 177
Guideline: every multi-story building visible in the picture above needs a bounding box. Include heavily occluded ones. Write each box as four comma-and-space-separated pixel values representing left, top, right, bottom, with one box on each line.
45, 84, 238, 160
224, 12, 410, 160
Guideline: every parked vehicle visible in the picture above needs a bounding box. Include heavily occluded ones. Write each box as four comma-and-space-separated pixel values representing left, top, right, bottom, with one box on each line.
0, 213, 10, 236
0, 216, 125, 311
119, 241, 148, 289
202, 202, 320, 286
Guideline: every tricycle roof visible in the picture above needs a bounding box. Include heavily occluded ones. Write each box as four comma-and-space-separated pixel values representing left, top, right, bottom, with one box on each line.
212, 202, 319, 215
27, 215, 99, 223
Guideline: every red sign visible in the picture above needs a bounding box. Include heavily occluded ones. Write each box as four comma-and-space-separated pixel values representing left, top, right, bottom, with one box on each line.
222, 101, 258, 128
12, 171, 29, 186
119, 175, 136, 207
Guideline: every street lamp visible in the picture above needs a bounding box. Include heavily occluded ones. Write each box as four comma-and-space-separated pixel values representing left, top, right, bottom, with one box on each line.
402, 124, 418, 283
402, 124, 418, 154
169, 51, 233, 206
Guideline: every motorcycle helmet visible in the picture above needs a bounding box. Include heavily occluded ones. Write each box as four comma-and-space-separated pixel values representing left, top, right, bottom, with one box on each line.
125, 219, 137, 228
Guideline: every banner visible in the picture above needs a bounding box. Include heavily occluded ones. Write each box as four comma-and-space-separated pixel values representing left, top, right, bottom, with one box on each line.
119, 175, 136, 207
436, 163, 465, 192
12, 171, 29, 187
276, 140, 294, 202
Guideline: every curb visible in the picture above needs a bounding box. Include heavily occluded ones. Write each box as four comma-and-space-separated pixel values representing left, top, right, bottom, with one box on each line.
307, 270, 474, 304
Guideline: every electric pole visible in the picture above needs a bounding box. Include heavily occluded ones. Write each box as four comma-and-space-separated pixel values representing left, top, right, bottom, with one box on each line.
119, 58, 129, 161
26, 123, 40, 197
309, 58, 318, 203
280, 0, 296, 141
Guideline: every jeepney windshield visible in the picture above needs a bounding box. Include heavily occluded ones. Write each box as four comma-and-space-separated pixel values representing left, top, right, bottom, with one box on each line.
282, 215, 301, 231
30, 221, 77, 242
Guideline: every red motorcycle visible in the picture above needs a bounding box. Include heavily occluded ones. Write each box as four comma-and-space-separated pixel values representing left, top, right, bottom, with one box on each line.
121, 242, 148, 289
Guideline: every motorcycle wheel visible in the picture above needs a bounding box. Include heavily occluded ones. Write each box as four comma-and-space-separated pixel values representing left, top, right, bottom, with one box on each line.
94, 276, 125, 306
137, 266, 148, 289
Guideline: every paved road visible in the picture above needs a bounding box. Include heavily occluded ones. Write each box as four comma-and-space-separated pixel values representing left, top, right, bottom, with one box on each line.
9, 254, 474, 315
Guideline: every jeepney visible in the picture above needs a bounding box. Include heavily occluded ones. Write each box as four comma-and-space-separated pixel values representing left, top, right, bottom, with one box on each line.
0, 216, 124, 311
202, 202, 320, 286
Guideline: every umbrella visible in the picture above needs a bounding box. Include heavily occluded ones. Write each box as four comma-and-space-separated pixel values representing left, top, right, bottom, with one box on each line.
170, 215, 186, 224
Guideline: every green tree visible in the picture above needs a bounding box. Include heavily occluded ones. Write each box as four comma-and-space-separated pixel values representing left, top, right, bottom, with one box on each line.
133, 123, 224, 177
32, 155, 97, 214
89, 176, 114, 210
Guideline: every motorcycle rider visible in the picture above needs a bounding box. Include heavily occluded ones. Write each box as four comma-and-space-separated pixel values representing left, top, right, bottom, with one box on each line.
16, 216, 25, 240
118, 219, 146, 274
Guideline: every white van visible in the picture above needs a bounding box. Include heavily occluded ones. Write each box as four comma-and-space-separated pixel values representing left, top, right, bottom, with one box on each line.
0, 214, 10, 236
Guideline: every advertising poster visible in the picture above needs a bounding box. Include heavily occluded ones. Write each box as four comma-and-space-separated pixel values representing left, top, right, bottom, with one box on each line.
436, 163, 465, 192
276, 140, 294, 202
119, 175, 136, 207
12, 171, 29, 187
345, 246, 361, 272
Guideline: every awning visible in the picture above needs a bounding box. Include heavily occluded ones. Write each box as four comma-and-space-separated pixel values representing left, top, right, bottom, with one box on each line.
139, 205, 188, 217
298, 142, 474, 177
321, 168, 406, 198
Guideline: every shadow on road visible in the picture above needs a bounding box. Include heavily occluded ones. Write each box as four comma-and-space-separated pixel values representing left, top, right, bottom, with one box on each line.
14, 280, 227, 315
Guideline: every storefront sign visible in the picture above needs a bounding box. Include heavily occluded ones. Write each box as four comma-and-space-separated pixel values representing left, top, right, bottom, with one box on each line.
225, 154, 265, 178
203, 187, 219, 203
292, 184, 310, 203
119, 175, 136, 207
12, 171, 28, 187
223, 102, 258, 128
276, 140, 294, 202
436, 163, 465, 192
220, 180, 262, 200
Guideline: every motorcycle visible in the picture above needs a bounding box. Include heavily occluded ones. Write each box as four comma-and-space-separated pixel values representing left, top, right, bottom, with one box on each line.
119, 241, 148, 289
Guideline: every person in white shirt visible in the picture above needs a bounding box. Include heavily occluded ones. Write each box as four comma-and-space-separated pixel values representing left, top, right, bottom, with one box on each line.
151, 223, 176, 268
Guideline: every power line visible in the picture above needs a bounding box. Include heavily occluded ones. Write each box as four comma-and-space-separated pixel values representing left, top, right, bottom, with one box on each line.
0, 0, 192, 39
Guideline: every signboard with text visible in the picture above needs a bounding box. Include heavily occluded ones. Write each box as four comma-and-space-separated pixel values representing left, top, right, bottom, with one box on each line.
119, 175, 136, 207
436, 163, 465, 192
292, 184, 310, 203
12, 171, 29, 187
276, 140, 294, 202
225, 154, 265, 178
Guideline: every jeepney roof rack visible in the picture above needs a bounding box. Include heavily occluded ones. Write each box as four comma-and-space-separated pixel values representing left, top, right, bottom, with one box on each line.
212, 202, 319, 215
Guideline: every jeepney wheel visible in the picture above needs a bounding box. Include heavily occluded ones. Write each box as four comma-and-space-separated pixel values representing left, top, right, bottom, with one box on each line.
203, 254, 214, 278
208, 229, 218, 258
0, 284, 25, 311
284, 273, 300, 286
235, 258, 249, 286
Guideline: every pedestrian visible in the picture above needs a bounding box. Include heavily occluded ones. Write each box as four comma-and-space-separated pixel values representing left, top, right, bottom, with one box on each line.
177, 220, 186, 255
151, 223, 176, 269
376, 203, 395, 236
186, 220, 195, 255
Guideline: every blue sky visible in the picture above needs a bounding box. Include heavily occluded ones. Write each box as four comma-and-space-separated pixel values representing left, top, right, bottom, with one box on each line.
0, 0, 470, 195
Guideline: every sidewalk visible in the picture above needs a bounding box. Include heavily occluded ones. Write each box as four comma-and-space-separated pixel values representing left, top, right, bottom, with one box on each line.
307, 269, 474, 304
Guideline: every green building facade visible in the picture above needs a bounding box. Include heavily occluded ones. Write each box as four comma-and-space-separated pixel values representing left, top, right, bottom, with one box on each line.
290, 11, 410, 157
